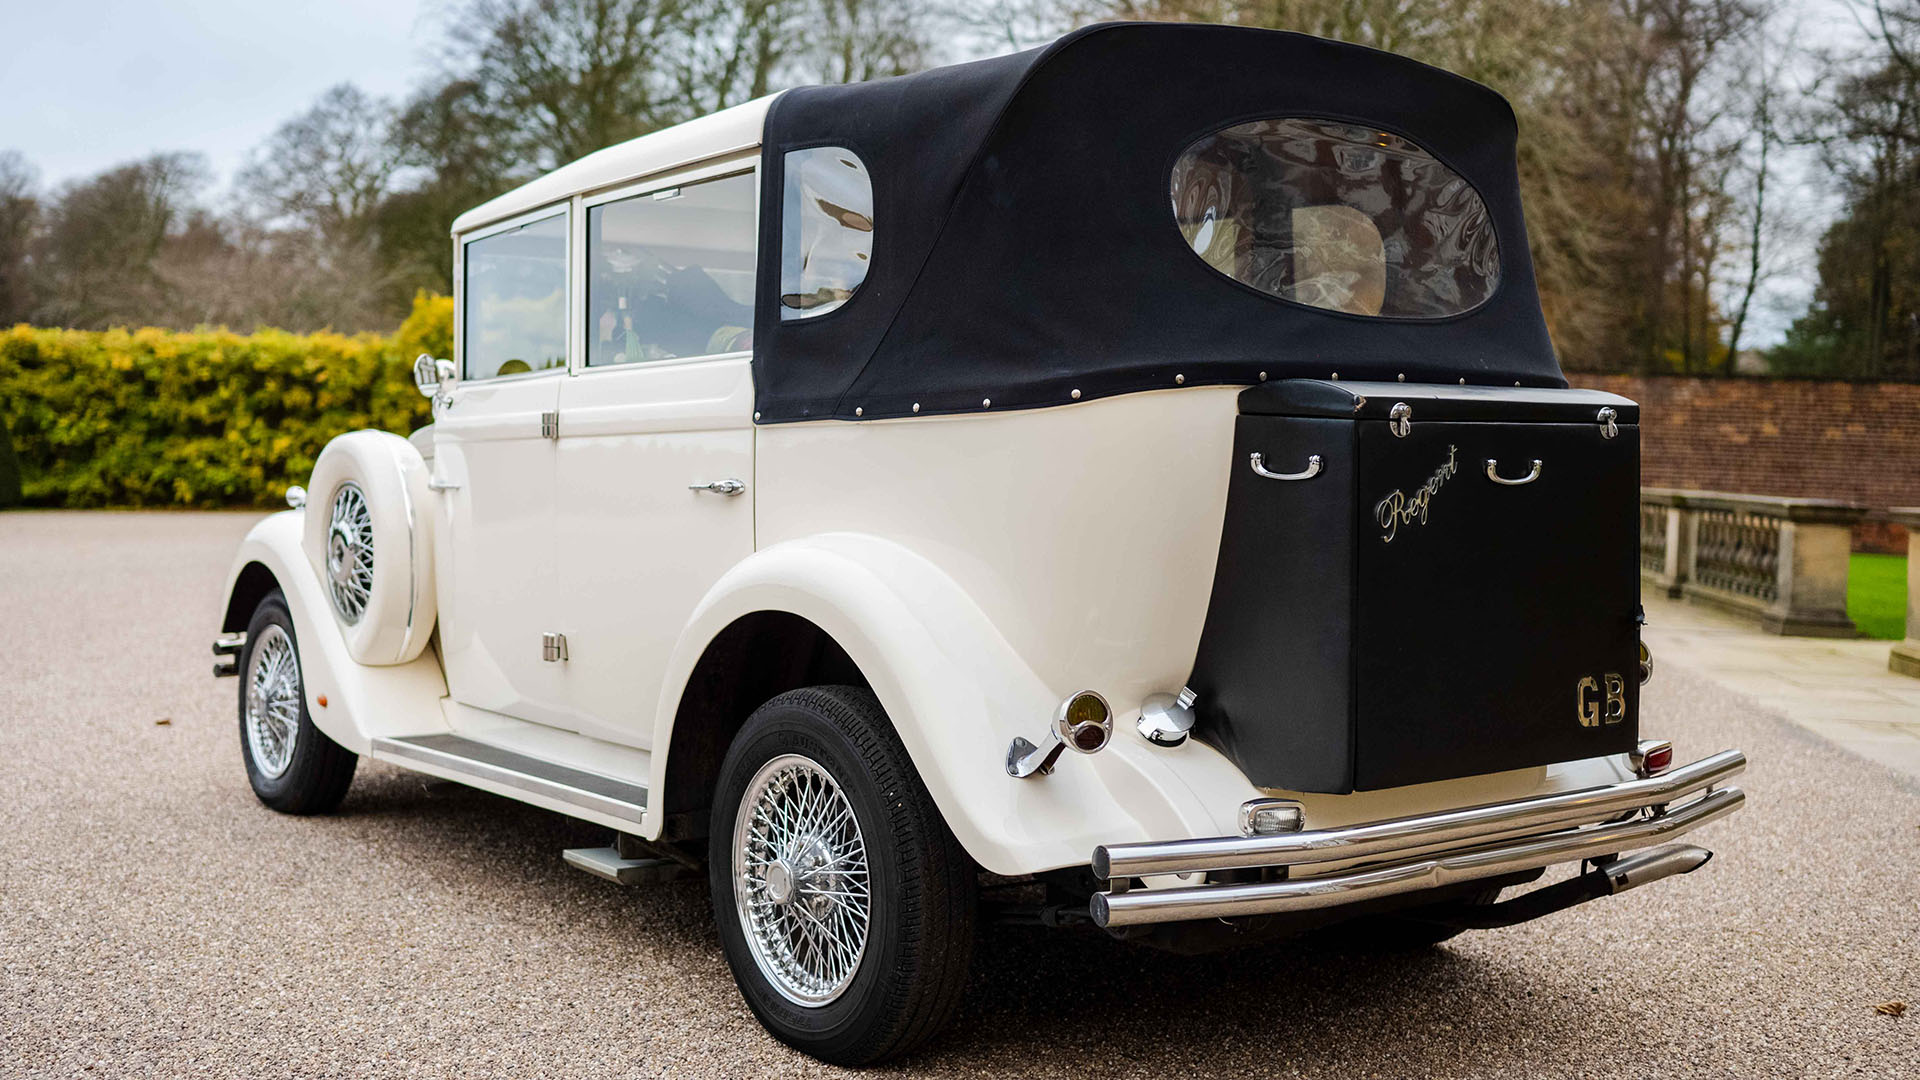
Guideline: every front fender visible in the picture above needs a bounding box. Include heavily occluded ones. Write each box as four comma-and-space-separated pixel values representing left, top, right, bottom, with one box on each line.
219, 511, 448, 754
651, 532, 1251, 876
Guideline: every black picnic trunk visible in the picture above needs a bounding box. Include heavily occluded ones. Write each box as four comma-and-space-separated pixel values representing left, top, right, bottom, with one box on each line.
1188, 380, 1642, 794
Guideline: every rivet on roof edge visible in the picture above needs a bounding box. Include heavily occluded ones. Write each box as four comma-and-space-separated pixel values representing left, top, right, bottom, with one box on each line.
1330, 372, 1340, 379
912, 402, 921, 413
1070, 389, 1081, 400
1397, 373, 1405, 382
982, 398, 991, 408
1459, 378, 1467, 385
854, 407, 864, 417
1175, 373, 1185, 385
1258, 371, 1267, 381
752, 411, 760, 421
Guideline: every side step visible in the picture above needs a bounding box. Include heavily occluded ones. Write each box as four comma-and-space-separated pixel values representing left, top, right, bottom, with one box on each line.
370, 733, 648, 826
562, 847, 699, 885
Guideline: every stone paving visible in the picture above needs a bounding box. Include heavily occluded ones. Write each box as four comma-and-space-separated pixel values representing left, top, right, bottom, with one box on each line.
1642, 588, 1920, 782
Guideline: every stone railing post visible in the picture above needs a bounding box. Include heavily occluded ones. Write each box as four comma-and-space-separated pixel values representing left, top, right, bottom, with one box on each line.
1675, 491, 1866, 637
1890, 508, 1920, 678
1639, 489, 1692, 598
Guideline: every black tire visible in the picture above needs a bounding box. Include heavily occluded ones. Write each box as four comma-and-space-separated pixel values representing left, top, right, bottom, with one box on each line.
237, 590, 357, 814
708, 686, 975, 1066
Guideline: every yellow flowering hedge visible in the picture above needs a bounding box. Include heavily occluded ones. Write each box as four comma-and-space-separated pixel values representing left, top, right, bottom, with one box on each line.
0, 293, 452, 508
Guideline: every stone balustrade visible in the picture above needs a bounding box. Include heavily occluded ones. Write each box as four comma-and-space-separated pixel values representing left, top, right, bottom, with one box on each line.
1889, 508, 1920, 677
1640, 489, 1867, 637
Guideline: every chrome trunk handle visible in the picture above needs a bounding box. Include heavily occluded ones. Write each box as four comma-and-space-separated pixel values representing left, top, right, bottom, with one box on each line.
1250, 452, 1322, 481
1485, 458, 1543, 486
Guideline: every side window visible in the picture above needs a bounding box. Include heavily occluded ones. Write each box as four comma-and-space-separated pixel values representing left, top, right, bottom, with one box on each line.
587, 172, 758, 367
780, 147, 872, 319
462, 211, 568, 379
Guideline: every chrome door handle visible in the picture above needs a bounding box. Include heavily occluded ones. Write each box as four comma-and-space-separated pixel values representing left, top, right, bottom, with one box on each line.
689, 478, 746, 496
1250, 452, 1322, 481
1485, 458, 1543, 486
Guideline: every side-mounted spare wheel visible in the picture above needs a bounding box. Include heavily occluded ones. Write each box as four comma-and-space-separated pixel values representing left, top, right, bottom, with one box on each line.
301, 430, 437, 666
239, 590, 357, 813
710, 686, 977, 1066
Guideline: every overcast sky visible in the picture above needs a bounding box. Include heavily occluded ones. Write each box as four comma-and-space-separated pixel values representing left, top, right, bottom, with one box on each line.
1, 0, 435, 187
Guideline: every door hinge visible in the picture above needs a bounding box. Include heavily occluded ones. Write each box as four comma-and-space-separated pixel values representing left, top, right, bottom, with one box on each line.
541, 632, 568, 662
540, 411, 560, 439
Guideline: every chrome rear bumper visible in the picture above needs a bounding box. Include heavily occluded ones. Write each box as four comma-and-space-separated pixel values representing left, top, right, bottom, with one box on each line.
1091, 749, 1746, 929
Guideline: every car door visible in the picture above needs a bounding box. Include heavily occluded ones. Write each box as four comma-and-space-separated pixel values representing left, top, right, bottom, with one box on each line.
435, 206, 572, 727
552, 167, 759, 748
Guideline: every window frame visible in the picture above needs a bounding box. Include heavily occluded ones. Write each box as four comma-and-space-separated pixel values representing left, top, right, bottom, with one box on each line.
573, 153, 760, 377
455, 202, 575, 384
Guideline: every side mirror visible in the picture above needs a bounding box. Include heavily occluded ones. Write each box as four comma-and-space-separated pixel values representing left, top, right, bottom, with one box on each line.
414, 353, 459, 403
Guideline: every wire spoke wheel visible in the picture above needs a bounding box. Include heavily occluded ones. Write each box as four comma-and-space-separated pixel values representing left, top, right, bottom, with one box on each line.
244, 624, 301, 779
325, 482, 374, 624
732, 753, 872, 1006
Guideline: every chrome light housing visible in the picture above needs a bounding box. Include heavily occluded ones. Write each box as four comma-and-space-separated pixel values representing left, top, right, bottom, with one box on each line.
1006, 690, 1113, 778
1239, 798, 1306, 836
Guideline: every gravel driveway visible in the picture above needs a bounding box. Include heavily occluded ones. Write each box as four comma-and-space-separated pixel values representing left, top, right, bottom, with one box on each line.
2, 510, 1917, 1078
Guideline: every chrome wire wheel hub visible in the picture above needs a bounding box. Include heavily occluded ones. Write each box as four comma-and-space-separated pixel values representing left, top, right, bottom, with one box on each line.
325, 482, 373, 624
733, 754, 871, 1006
244, 624, 301, 779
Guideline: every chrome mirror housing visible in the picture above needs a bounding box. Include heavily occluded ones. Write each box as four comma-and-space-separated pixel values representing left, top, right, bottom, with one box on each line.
413, 354, 460, 407
412, 353, 439, 397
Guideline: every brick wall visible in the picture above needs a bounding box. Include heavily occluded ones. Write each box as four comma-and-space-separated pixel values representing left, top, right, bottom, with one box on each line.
1568, 375, 1920, 552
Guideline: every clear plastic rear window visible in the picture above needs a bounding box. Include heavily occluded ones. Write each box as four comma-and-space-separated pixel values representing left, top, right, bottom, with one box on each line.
1170, 118, 1499, 318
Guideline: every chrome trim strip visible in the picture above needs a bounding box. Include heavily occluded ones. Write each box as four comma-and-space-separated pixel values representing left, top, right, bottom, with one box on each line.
1093, 785, 1744, 928
370, 734, 647, 825
1093, 749, 1745, 880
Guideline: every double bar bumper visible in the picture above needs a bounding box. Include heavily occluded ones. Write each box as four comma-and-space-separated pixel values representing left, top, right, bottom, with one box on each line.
1090, 749, 1746, 928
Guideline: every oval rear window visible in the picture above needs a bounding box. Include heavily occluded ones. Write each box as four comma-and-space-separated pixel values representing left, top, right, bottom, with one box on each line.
1170, 118, 1499, 318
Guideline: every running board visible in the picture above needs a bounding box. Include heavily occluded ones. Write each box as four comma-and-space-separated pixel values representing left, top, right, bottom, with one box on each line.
562, 847, 698, 885
370, 733, 648, 826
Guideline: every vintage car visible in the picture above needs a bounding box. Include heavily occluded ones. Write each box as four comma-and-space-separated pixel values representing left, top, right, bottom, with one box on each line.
213, 22, 1748, 1064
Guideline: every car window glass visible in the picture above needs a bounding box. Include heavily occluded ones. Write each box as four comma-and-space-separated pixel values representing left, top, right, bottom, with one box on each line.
780, 147, 872, 319
587, 172, 758, 367
463, 211, 568, 379
1171, 118, 1499, 318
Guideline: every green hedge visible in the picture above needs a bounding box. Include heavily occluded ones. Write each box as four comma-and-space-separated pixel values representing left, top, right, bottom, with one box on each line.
0, 293, 451, 508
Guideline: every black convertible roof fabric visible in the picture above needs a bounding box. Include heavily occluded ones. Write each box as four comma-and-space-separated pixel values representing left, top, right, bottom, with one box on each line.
751, 22, 1565, 424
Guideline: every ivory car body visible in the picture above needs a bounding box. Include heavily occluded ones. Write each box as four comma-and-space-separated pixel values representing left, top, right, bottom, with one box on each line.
214, 22, 1746, 1065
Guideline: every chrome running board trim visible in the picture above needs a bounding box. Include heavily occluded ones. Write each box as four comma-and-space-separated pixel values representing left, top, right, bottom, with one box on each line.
1094, 749, 1746, 880
371, 734, 647, 825
1092, 785, 1744, 928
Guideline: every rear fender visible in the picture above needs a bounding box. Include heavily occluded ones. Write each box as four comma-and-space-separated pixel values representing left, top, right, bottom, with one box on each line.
651, 533, 1239, 876
218, 511, 448, 754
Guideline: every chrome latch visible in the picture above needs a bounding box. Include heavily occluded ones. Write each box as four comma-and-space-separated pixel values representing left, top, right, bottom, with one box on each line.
1597, 406, 1619, 439
689, 478, 746, 496
541, 411, 560, 439
1389, 402, 1412, 438
541, 632, 568, 663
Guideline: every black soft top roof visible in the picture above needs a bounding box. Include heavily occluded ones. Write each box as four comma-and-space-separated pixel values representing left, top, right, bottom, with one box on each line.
750, 22, 1563, 424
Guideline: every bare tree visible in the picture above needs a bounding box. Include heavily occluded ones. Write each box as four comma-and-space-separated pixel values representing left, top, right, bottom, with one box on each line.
0, 151, 38, 325
31, 152, 209, 328
443, 0, 692, 168
238, 84, 399, 247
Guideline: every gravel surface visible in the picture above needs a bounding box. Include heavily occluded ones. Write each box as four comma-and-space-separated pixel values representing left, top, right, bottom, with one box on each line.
3, 510, 1918, 1079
